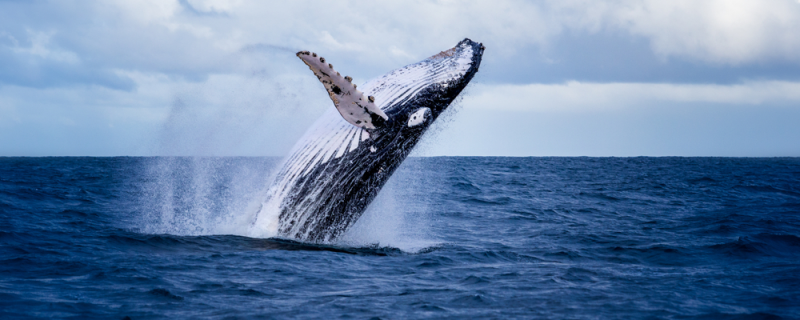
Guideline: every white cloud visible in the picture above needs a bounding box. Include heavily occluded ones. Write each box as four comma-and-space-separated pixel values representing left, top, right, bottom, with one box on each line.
553, 0, 800, 64
418, 80, 800, 157
465, 81, 800, 112
625, 0, 800, 64
0, 68, 334, 156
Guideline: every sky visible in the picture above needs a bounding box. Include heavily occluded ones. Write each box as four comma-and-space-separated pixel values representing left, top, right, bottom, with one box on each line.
1, 0, 800, 157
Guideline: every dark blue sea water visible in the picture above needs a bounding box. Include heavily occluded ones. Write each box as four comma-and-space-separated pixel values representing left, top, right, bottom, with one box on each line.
1, 157, 799, 319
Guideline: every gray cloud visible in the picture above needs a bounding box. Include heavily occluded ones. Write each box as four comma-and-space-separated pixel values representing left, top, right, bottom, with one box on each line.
3, 0, 800, 91
0, 1, 237, 89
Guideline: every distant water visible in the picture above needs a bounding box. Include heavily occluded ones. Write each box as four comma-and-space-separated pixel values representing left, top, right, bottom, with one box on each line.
1, 157, 799, 319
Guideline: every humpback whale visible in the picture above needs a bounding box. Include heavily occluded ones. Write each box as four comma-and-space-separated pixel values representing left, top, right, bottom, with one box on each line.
253, 38, 484, 243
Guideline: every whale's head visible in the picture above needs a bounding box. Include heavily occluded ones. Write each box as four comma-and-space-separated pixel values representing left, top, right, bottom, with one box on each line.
296, 38, 483, 160
351, 38, 484, 159
297, 38, 483, 134
365, 38, 484, 136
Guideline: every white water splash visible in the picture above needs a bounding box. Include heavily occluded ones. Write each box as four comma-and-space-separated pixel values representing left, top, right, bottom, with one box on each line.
337, 161, 442, 253
135, 155, 441, 253
137, 157, 279, 237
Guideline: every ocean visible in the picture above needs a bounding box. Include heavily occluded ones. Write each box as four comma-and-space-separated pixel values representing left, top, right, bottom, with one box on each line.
1, 156, 798, 319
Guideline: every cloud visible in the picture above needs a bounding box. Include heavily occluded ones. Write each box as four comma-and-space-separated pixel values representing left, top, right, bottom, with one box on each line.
0, 1, 235, 89
3, 0, 800, 90
622, 0, 800, 64
184, 0, 242, 14
7, 30, 78, 63
552, 0, 800, 65
0, 68, 335, 156
420, 102, 800, 157
465, 81, 800, 113
417, 80, 800, 157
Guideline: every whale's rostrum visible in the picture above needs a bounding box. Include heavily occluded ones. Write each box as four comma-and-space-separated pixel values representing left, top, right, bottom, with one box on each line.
252, 38, 484, 243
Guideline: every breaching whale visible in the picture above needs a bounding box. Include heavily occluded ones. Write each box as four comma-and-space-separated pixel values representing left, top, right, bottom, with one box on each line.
252, 38, 484, 243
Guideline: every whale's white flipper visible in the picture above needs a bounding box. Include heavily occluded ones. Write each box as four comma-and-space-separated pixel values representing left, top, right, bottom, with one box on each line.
297, 51, 389, 130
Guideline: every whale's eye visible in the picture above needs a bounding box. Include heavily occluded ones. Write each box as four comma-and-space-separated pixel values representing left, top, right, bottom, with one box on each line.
407, 107, 431, 127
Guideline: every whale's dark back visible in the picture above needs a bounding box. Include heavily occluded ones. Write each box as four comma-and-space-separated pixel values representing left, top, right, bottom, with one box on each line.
254, 39, 484, 242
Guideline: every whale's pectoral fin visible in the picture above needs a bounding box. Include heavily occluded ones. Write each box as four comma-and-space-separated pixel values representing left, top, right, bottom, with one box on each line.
297, 51, 389, 130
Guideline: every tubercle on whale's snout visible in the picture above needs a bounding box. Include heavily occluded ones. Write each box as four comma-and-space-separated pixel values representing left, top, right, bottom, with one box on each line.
464, 38, 485, 71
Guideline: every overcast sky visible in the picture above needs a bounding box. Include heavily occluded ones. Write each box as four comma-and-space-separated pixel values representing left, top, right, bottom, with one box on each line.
2, 0, 799, 156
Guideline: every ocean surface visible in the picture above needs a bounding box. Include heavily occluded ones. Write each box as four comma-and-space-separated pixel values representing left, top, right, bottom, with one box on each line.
1, 157, 799, 319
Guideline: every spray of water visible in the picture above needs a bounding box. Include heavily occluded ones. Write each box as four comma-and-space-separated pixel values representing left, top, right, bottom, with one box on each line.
338, 165, 441, 253
137, 157, 278, 237
132, 47, 449, 251
135, 155, 440, 252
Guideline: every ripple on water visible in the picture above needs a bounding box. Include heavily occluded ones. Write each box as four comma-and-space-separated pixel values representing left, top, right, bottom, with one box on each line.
0, 157, 798, 318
